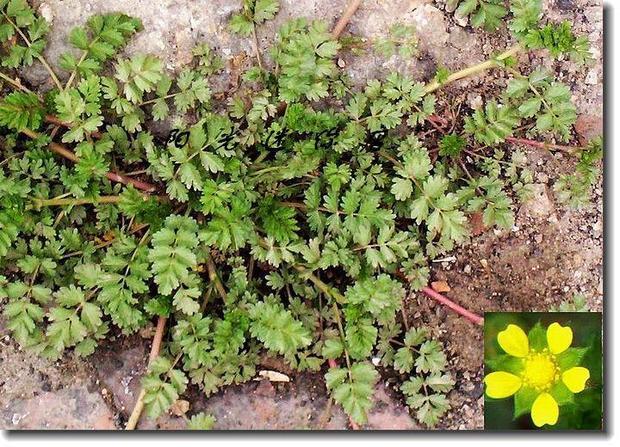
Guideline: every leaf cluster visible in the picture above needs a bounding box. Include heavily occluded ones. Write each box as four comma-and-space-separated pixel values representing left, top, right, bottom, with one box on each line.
374, 23, 418, 58
455, 0, 508, 31
505, 69, 576, 141
230, 0, 280, 36
392, 327, 455, 427
59, 13, 142, 77
0, 0, 48, 68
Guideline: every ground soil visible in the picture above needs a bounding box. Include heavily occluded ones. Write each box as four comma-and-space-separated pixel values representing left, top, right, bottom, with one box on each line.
0, 0, 603, 431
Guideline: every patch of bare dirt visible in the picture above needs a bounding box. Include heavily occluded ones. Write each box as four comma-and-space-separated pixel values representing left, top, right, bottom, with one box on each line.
0, 337, 118, 429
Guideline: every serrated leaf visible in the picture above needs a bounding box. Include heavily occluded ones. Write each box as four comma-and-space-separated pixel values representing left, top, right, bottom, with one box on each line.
513, 386, 538, 418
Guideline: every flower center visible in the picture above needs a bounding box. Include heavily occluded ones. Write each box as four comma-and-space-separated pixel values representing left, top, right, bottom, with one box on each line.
522, 351, 559, 390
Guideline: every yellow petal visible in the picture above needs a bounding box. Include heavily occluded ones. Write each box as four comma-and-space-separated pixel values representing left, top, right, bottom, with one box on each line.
562, 367, 590, 393
547, 322, 573, 354
531, 392, 559, 427
484, 371, 522, 398
497, 324, 529, 357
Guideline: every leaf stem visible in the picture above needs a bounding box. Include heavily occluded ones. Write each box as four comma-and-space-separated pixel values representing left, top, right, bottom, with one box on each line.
330, 302, 352, 371
125, 315, 167, 430
31, 195, 123, 208
293, 265, 346, 304
420, 286, 483, 325
251, 23, 263, 70
205, 255, 228, 302
59, 222, 150, 260
0, 71, 36, 94
326, 359, 359, 430
19, 128, 158, 192
391, 270, 483, 325
423, 44, 522, 95
138, 93, 179, 107
1, 11, 63, 90
505, 136, 581, 155
43, 114, 103, 138
37, 56, 64, 91
331, 0, 362, 39
64, 50, 88, 90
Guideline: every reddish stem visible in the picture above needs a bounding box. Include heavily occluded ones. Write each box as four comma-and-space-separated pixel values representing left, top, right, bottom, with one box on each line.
505, 137, 579, 155
20, 128, 158, 193
45, 114, 103, 139
148, 316, 167, 362
423, 111, 581, 156
104, 170, 157, 193
428, 114, 449, 128
392, 270, 483, 325
421, 286, 484, 325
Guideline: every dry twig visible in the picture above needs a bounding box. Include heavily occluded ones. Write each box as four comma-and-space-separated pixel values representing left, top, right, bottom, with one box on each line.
331, 0, 362, 39
125, 316, 168, 430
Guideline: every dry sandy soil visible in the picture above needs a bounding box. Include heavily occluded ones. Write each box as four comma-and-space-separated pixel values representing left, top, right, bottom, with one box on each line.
0, 0, 603, 430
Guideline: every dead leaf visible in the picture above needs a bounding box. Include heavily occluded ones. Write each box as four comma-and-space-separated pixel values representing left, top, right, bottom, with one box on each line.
431, 280, 451, 293
257, 370, 291, 382
139, 324, 155, 339
102, 231, 116, 242
469, 212, 486, 237
169, 399, 190, 417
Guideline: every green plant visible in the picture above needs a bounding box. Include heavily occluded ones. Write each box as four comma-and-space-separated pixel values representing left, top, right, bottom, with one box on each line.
454, 0, 508, 31
504, 69, 577, 142
229, 0, 280, 36
554, 137, 602, 207
549, 294, 591, 313
187, 412, 216, 430
374, 22, 418, 58
394, 327, 455, 426
0, 0, 600, 429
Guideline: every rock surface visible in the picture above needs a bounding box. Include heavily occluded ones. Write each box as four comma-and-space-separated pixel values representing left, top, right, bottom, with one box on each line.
0, 338, 117, 429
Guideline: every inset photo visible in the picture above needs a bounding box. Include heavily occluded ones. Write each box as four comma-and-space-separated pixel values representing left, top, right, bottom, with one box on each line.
484, 312, 602, 430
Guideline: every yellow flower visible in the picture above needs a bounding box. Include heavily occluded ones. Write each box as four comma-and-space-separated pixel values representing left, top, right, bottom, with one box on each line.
484, 322, 590, 428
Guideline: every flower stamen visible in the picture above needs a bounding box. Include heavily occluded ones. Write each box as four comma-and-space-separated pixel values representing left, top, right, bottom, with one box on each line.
521, 350, 559, 391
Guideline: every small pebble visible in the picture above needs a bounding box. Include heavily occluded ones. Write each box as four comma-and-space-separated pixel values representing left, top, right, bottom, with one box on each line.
585, 69, 598, 85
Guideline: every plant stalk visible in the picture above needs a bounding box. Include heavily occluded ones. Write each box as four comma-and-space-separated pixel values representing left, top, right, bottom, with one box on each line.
20, 128, 158, 192
138, 93, 179, 107
293, 265, 346, 304
205, 256, 228, 302
251, 24, 263, 70
391, 270, 483, 325
505, 136, 581, 155
331, 0, 362, 39
0, 71, 36, 95
64, 50, 88, 90
424, 44, 522, 95
1, 11, 63, 90
326, 357, 360, 430
421, 286, 484, 325
125, 315, 167, 430
32, 195, 123, 207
